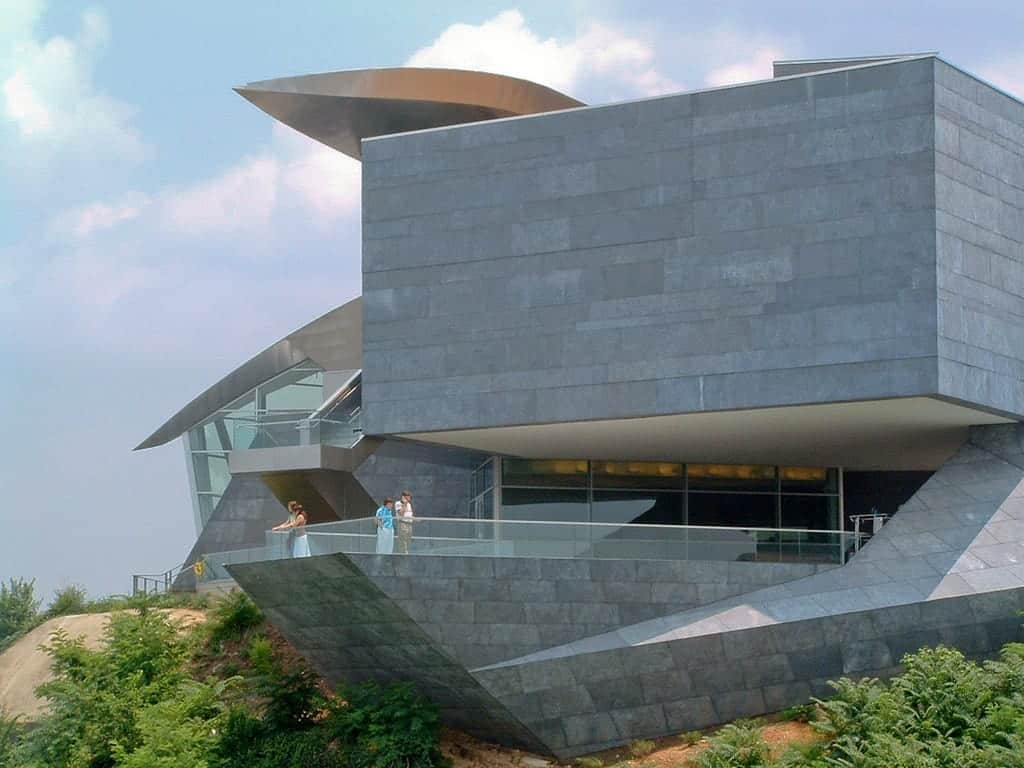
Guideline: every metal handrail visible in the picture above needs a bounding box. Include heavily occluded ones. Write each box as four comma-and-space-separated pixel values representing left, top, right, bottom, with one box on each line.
131, 562, 188, 596
304, 516, 862, 537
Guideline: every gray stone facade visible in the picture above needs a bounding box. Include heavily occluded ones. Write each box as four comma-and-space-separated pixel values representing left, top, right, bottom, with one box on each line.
235, 554, 829, 670
354, 439, 486, 517
360, 57, 1024, 436
229, 423, 1024, 757
934, 60, 1024, 417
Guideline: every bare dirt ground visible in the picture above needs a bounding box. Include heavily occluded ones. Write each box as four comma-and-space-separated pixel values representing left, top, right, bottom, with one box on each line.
441, 721, 817, 768
0, 609, 205, 720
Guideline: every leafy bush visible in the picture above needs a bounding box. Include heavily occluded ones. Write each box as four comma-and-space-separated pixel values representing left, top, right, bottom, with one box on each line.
206, 590, 263, 644
575, 756, 604, 768
45, 584, 88, 618
679, 729, 704, 745
693, 721, 769, 768
0, 708, 23, 767
779, 703, 815, 723
22, 610, 192, 767
111, 678, 233, 768
0, 578, 39, 645
629, 738, 656, 758
329, 681, 448, 768
247, 634, 324, 731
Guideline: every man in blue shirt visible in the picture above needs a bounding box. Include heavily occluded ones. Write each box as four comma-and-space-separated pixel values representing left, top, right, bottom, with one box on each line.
375, 496, 395, 554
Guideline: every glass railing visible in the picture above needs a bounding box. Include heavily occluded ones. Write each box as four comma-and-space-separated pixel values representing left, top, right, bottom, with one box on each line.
199, 519, 867, 578
228, 375, 363, 451
232, 416, 362, 449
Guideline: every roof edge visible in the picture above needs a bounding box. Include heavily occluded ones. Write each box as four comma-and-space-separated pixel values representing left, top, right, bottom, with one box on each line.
135, 296, 362, 451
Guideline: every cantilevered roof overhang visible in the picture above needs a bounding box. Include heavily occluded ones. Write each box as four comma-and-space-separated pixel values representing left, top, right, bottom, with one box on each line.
235, 67, 585, 160
135, 297, 362, 450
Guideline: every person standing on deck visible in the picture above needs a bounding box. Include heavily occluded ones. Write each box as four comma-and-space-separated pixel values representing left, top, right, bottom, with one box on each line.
396, 490, 414, 554
375, 497, 395, 554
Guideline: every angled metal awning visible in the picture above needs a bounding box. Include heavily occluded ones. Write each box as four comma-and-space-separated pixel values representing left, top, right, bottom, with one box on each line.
135, 297, 362, 450
235, 67, 584, 160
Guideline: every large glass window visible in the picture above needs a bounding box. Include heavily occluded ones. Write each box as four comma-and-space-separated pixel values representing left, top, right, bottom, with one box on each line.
688, 464, 777, 492
591, 461, 683, 490
781, 495, 839, 531
781, 466, 838, 494
468, 459, 496, 520
185, 361, 363, 533
687, 492, 777, 528
502, 458, 589, 488
591, 490, 683, 525
502, 488, 589, 522
499, 458, 841, 533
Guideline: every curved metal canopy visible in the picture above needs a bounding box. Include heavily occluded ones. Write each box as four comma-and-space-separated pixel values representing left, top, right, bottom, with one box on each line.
235, 67, 585, 159
135, 297, 362, 450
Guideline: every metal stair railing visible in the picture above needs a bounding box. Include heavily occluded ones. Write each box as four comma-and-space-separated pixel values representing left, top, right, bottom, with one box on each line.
131, 562, 189, 596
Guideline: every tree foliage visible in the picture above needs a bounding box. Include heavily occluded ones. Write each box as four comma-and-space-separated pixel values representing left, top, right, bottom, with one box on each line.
0, 578, 39, 645
45, 585, 89, 619
2, 591, 447, 768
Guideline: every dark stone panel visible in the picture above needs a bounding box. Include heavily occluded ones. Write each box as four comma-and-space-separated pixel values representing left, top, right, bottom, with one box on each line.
228, 555, 548, 754
174, 474, 288, 589
353, 438, 486, 518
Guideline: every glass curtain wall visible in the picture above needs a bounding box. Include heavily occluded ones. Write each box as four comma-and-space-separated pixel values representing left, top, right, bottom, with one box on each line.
468, 458, 496, 520
186, 360, 325, 528
500, 459, 840, 532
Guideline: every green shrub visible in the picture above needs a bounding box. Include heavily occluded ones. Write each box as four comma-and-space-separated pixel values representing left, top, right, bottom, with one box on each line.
693, 721, 768, 768
629, 738, 656, 758
247, 634, 323, 730
24, 610, 192, 767
207, 590, 263, 644
329, 681, 448, 768
45, 584, 89, 618
0, 578, 39, 645
214, 707, 267, 765
893, 645, 992, 740
111, 678, 232, 768
779, 703, 815, 723
575, 756, 604, 768
0, 707, 23, 767
247, 730, 346, 768
679, 729, 704, 746
216, 707, 347, 768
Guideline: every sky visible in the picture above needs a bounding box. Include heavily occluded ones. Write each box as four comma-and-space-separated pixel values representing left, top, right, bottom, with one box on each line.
2, 0, 1024, 603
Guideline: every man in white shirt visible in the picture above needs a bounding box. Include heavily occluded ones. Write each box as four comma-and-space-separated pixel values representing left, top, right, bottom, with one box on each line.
396, 490, 414, 554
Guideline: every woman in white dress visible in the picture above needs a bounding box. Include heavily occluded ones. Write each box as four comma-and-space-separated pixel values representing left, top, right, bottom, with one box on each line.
270, 501, 310, 557
291, 504, 310, 557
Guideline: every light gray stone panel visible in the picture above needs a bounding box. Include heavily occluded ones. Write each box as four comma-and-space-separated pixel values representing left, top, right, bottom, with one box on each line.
360, 57, 958, 435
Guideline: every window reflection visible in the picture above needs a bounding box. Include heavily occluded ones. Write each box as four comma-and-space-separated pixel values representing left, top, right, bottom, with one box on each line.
687, 492, 777, 528
688, 464, 777, 492
591, 490, 683, 525
502, 458, 589, 487
498, 460, 842, 533
502, 487, 589, 522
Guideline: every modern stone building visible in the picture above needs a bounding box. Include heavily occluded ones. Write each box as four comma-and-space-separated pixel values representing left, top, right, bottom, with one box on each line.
138, 54, 1024, 756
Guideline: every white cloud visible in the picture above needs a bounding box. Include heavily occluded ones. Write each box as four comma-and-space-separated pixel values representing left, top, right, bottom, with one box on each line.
0, 4, 145, 176
3, 69, 50, 134
406, 9, 680, 99
49, 193, 150, 240
157, 124, 361, 237
160, 155, 280, 237
705, 46, 785, 87
274, 124, 362, 219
